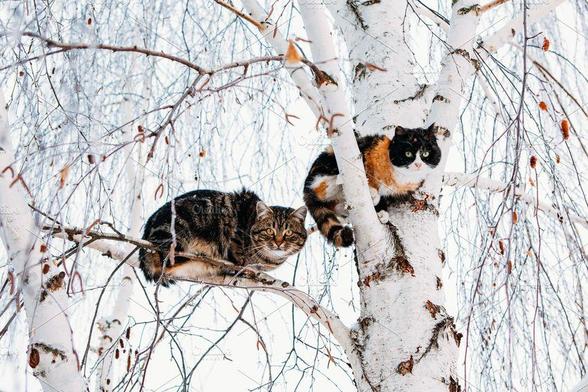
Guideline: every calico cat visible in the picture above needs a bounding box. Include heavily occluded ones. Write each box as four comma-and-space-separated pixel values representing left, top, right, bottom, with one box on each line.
303, 124, 441, 247
139, 189, 308, 284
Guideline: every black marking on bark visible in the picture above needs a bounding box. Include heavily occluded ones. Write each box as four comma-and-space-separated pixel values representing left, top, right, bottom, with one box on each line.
362, 0, 381, 5
349, 326, 380, 391
39, 289, 48, 302
438, 249, 446, 265
433, 94, 450, 103
31, 342, 67, 363
416, 317, 453, 363
425, 300, 441, 319
359, 316, 375, 330
457, 4, 480, 15
396, 355, 414, 375
313, 69, 338, 87
384, 222, 415, 277
45, 271, 66, 292
436, 276, 443, 290
354, 63, 368, 81
347, 0, 368, 30
448, 376, 462, 392
450, 48, 481, 71
393, 84, 428, 104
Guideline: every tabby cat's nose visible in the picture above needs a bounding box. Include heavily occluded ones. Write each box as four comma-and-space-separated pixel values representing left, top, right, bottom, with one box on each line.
275, 236, 284, 246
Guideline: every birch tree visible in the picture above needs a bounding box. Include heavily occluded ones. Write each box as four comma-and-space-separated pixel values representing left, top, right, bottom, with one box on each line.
0, 0, 586, 391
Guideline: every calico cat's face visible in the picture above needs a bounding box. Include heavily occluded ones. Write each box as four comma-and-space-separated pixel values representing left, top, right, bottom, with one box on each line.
389, 124, 441, 180
251, 202, 308, 260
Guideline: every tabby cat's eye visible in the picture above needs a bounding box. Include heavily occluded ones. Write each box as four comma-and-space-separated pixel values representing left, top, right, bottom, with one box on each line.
422, 150, 430, 158
265, 228, 275, 235
284, 229, 293, 236
405, 151, 413, 158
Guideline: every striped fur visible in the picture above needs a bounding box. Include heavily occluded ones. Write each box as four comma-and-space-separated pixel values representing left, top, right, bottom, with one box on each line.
139, 189, 307, 285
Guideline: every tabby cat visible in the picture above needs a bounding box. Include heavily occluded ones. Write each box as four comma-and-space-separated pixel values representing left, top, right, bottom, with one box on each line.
139, 189, 308, 284
303, 124, 441, 247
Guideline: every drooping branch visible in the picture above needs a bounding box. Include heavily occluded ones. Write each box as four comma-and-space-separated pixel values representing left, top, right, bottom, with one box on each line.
443, 172, 588, 229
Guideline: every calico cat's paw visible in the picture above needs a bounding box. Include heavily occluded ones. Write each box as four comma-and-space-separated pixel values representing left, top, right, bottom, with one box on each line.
413, 189, 428, 201
333, 226, 354, 247
377, 210, 390, 224
369, 187, 381, 206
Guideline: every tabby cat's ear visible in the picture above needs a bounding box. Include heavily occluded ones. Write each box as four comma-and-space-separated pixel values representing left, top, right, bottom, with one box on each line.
290, 206, 308, 221
256, 201, 272, 217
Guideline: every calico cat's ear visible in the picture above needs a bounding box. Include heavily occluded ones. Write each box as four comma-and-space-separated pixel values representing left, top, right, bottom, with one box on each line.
290, 206, 308, 221
256, 201, 272, 218
394, 125, 409, 137
425, 123, 437, 135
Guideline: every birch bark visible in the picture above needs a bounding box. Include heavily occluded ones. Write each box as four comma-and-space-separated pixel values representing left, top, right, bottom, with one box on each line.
295, 1, 470, 390
0, 92, 87, 391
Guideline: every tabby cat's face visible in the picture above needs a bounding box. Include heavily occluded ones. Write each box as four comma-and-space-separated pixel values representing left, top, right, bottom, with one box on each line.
389, 125, 441, 179
251, 203, 308, 259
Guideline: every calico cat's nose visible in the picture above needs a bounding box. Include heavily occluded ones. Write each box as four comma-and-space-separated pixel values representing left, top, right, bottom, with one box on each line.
414, 162, 423, 169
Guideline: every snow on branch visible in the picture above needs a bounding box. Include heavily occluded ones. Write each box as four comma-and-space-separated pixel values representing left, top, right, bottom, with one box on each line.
0, 92, 87, 391
443, 172, 588, 229
480, 0, 566, 52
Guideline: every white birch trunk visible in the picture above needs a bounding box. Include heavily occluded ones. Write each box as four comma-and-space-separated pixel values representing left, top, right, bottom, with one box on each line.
0, 92, 87, 391
95, 133, 144, 390
301, 1, 479, 390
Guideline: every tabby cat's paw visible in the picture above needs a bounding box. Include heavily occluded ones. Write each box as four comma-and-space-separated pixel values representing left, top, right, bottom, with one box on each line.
369, 187, 381, 206
377, 210, 390, 224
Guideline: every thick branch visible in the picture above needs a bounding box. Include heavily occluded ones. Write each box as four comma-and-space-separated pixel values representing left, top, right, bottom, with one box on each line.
297, 2, 390, 270
48, 225, 355, 362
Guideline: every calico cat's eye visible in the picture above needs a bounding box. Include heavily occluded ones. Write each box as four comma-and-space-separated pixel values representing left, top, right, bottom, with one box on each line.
422, 150, 430, 158
405, 151, 413, 158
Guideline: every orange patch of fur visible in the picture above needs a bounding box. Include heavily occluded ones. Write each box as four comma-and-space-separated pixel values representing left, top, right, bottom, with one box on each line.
314, 180, 329, 200
364, 137, 420, 194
